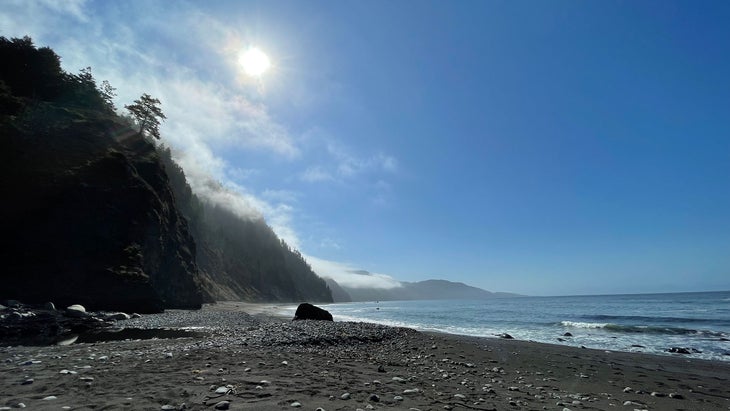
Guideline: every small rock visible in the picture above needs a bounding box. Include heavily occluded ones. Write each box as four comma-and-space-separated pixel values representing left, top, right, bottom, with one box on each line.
499, 333, 514, 339
394, 395, 403, 401
214, 401, 230, 410
623, 387, 632, 393
454, 393, 466, 399
368, 394, 380, 402
403, 389, 420, 394
161, 406, 176, 411
105, 312, 130, 321
377, 365, 386, 372
392, 376, 405, 382
340, 393, 351, 400
290, 401, 301, 407
65, 304, 87, 318
669, 392, 684, 399
80, 377, 94, 382
42, 396, 57, 400
563, 332, 573, 337
214, 386, 229, 394
44, 302, 56, 310
650, 391, 666, 397
21, 379, 33, 385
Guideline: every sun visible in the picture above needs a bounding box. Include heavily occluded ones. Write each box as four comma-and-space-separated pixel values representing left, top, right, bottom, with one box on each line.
239, 47, 271, 77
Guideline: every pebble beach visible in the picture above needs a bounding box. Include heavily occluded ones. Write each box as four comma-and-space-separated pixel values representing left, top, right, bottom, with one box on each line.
2, 302, 729, 410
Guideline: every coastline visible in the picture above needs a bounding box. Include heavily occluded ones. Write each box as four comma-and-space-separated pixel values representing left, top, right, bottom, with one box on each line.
1, 302, 728, 410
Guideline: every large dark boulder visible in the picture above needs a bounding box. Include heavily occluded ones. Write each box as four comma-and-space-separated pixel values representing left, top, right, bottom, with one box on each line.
293, 303, 333, 321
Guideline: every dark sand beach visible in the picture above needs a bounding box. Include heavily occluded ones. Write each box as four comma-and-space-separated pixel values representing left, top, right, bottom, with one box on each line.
2, 302, 729, 410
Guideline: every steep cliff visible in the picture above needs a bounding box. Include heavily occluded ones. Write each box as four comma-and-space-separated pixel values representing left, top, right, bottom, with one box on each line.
159, 148, 333, 303
0, 37, 203, 312
1, 36, 332, 309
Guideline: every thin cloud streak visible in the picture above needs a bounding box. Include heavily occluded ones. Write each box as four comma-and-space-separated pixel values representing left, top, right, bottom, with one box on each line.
306, 256, 402, 290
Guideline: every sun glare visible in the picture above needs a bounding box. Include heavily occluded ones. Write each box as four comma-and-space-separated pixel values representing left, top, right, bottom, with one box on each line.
239, 47, 271, 77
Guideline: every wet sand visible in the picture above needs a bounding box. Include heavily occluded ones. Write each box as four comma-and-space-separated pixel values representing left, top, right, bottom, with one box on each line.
1, 302, 729, 410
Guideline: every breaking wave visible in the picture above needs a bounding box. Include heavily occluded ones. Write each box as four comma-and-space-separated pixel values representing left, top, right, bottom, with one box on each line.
559, 321, 726, 337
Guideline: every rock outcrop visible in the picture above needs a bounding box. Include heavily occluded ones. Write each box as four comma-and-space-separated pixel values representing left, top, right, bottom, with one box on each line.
0, 301, 127, 346
0, 37, 203, 313
1, 117, 203, 312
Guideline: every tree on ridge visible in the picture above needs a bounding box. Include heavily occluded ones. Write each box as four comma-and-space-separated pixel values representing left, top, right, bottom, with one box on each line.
125, 93, 166, 139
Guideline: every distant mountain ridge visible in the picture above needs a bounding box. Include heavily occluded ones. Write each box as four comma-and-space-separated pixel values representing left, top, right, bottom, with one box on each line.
326, 275, 519, 302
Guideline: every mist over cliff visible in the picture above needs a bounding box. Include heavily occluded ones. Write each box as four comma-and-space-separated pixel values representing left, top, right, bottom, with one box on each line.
0, 36, 332, 311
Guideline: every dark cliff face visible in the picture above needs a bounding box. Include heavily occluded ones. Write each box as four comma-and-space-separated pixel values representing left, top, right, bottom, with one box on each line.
0, 37, 204, 312
1, 106, 203, 313
158, 149, 333, 304
184, 200, 334, 304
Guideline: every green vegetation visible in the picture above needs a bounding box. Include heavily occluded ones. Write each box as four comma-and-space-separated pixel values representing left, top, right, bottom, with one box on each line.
125, 93, 166, 139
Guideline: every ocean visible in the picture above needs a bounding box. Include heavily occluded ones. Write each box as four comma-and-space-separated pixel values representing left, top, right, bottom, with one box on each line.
285, 291, 730, 362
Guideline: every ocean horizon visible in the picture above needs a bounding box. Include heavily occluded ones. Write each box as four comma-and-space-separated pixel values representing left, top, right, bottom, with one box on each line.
284, 290, 730, 362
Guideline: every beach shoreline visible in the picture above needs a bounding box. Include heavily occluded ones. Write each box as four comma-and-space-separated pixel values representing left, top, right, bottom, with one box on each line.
1, 302, 728, 410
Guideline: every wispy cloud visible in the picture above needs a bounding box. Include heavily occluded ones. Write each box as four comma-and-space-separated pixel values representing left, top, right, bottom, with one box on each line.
262, 189, 300, 204
305, 256, 402, 289
328, 143, 398, 177
301, 166, 335, 183
298, 130, 398, 184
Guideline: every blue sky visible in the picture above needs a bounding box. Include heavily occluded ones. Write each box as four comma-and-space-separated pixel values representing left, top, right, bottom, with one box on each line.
3, 1, 729, 296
